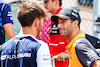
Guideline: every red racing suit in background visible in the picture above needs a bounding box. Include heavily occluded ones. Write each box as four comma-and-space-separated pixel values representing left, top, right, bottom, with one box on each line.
49, 8, 69, 67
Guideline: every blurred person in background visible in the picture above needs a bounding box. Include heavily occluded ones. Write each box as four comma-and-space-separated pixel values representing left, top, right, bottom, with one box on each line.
36, 1, 51, 45
43, 0, 69, 67
0, 0, 18, 45
0, 1, 52, 67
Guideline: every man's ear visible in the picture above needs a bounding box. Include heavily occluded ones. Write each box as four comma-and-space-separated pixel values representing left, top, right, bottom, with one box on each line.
34, 18, 39, 27
73, 20, 79, 28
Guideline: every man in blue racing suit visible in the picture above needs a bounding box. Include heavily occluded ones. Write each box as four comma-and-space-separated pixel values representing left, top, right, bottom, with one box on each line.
0, 1, 52, 67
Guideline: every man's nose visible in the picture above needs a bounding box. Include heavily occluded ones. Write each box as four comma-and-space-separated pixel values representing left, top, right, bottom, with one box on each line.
57, 23, 62, 29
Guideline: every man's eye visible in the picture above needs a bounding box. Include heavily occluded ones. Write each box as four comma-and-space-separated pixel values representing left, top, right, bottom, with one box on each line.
62, 21, 65, 22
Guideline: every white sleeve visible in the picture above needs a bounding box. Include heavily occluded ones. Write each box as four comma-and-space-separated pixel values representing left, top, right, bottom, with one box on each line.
36, 41, 52, 67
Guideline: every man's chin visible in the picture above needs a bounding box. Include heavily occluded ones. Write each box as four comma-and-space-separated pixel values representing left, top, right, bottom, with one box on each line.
60, 34, 65, 37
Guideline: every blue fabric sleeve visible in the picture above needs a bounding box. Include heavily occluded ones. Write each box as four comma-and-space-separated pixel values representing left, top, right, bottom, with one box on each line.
2, 4, 13, 25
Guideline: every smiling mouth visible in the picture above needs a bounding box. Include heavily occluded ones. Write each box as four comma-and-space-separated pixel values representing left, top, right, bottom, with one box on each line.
59, 29, 63, 34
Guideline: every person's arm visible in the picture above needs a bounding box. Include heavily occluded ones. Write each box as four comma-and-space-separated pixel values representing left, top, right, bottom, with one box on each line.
2, 3, 18, 39
92, 60, 100, 67
75, 38, 100, 67
3, 23, 18, 39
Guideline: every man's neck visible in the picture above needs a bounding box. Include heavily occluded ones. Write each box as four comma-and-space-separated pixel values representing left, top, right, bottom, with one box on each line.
51, 6, 61, 14
66, 29, 81, 43
19, 27, 37, 38
55, 7, 62, 14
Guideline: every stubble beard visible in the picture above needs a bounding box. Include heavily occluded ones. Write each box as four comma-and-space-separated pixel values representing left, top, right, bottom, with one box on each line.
37, 23, 42, 37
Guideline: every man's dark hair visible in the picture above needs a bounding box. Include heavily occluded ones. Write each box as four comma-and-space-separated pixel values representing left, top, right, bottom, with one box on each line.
17, 1, 47, 27
71, 18, 81, 29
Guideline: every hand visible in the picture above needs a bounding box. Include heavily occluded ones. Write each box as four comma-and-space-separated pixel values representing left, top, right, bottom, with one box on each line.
56, 52, 69, 62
